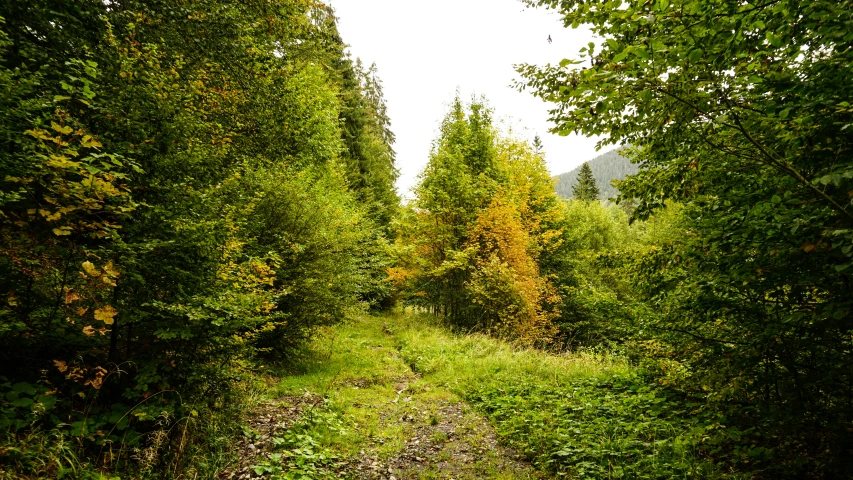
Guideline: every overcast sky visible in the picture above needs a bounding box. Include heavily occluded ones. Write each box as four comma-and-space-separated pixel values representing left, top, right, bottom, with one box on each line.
328, 0, 603, 198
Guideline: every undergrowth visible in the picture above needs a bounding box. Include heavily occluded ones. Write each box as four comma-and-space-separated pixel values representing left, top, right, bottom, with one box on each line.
249, 408, 346, 479
393, 312, 743, 479
0, 374, 267, 479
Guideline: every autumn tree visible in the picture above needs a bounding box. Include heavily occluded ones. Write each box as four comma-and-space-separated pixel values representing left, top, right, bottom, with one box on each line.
405, 97, 563, 343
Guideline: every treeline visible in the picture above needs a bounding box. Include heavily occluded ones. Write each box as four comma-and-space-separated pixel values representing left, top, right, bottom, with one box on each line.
554, 149, 637, 200
517, 0, 853, 476
0, 0, 396, 476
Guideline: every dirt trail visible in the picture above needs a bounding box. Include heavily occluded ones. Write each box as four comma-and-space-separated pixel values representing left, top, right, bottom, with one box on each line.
341, 378, 538, 479
220, 316, 543, 480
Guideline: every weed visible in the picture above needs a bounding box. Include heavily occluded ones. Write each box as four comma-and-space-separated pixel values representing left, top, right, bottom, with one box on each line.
251, 406, 346, 479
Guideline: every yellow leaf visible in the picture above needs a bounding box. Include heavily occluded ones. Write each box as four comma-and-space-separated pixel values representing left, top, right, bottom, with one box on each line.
46, 155, 81, 169
103, 261, 120, 278
64, 289, 82, 304
51, 121, 73, 135
53, 360, 68, 373
94, 305, 118, 325
81, 135, 103, 149
82, 261, 100, 277
53, 227, 72, 236
802, 244, 816, 253
82, 325, 96, 337
24, 129, 55, 141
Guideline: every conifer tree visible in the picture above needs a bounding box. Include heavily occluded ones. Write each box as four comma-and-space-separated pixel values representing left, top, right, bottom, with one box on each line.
572, 162, 599, 201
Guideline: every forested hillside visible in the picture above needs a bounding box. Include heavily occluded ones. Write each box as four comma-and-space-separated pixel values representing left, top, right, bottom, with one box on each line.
2, 0, 853, 478
553, 149, 638, 200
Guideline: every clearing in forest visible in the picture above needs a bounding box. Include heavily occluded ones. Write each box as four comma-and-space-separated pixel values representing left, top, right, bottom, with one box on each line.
221, 312, 721, 479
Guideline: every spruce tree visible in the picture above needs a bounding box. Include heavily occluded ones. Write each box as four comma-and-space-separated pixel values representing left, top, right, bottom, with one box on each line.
572, 162, 600, 201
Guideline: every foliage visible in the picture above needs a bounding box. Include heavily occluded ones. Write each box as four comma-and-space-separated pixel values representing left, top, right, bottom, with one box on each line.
520, 0, 853, 474
571, 162, 600, 201
0, 0, 397, 476
250, 409, 345, 480
465, 195, 559, 344
400, 98, 565, 344
542, 200, 641, 347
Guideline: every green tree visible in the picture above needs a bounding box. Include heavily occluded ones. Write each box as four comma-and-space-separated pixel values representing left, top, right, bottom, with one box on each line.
571, 162, 599, 201
404, 97, 563, 343
520, 0, 853, 474
0, 1, 396, 476
408, 97, 500, 324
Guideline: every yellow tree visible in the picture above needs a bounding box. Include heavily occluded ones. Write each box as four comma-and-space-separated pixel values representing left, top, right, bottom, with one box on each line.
465, 193, 559, 345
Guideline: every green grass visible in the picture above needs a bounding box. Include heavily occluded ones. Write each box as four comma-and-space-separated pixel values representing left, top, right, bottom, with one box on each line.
391, 312, 740, 479
267, 310, 739, 479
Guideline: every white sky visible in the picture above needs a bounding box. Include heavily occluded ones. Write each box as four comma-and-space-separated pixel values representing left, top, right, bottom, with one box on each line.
328, 0, 603, 199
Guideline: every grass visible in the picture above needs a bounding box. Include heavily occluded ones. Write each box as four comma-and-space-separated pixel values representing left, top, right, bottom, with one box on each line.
266, 311, 540, 479
4, 310, 739, 478
0, 367, 270, 480
392, 312, 741, 479
265, 310, 738, 479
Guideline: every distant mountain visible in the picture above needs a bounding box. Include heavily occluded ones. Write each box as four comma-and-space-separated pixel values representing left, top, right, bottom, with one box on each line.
554, 149, 638, 200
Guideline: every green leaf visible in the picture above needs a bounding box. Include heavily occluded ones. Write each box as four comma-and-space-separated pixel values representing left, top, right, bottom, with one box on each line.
11, 398, 34, 408
688, 48, 703, 62
766, 32, 782, 47
12, 382, 36, 395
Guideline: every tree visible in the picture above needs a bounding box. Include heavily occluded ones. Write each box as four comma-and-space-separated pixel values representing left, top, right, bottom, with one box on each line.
0, 1, 396, 475
403, 97, 562, 343
520, 0, 853, 474
553, 149, 637, 200
571, 162, 599, 201
408, 97, 500, 324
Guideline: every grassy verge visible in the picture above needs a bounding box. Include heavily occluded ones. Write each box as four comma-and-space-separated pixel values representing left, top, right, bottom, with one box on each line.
0, 372, 268, 479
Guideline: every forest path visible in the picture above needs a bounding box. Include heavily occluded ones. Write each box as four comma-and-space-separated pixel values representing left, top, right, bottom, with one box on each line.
222, 314, 543, 480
